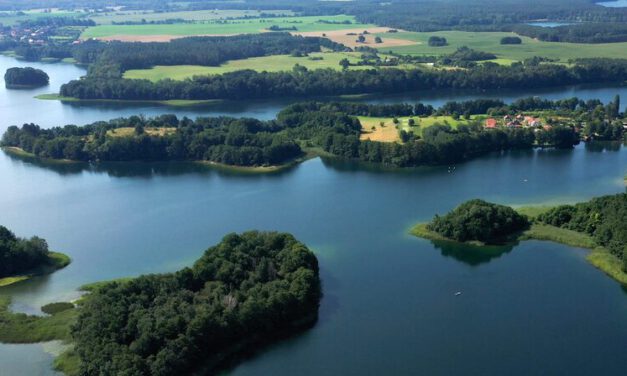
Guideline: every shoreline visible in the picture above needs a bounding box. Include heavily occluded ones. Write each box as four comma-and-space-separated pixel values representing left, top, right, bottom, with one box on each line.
2, 146, 313, 174
411, 206, 627, 285
35, 93, 223, 107
0, 252, 71, 288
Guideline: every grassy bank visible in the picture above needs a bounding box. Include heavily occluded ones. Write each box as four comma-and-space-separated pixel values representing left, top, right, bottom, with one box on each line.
0, 295, 77, 343
0, 252, 71, 288
1, 147, 80, 165
411, 205, 627, 285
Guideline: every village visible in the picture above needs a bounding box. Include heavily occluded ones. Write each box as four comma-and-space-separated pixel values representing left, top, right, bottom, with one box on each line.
484, 114, 553, 131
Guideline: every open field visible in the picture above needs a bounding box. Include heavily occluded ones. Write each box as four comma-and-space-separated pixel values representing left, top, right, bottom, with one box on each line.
375, 31, 627, 61
0, 9, 83, 26
81, 15, 376, 41
294, 27, 417, 48
87, 9, 293, 25
106, 127, 177, 137
359, 115, 477, 142
124, 52, 404, 81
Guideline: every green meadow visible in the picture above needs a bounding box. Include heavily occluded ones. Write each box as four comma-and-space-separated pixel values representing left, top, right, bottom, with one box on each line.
88, 9, 294, 25
0, 10, 83, 26
124, 52, 402, 81
81, 15, 374, 39
375, 30, 627, 61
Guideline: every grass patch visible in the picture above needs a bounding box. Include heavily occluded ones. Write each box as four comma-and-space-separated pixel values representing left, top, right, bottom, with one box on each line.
123, 52, 401, 81
53, 347, 81, 376
0, 252, 71, 288
377, 30, 627, 62
106, 127, 176, 138
358, 115, 477, 142
41, 302, 75, 315
0, 295, 77, 343
81, 15, 374, 39
520, 224, 598, 249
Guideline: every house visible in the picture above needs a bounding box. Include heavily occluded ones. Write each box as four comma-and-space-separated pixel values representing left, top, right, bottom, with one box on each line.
484, 118, 498, 128
543, 125, 553, 131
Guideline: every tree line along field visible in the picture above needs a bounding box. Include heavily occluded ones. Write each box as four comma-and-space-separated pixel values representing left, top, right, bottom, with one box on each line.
375, 30, 627, 61
0, 9, 83, 26
86, 9, 294, 25
123, 52, 408, 81
80, 15, 376, 40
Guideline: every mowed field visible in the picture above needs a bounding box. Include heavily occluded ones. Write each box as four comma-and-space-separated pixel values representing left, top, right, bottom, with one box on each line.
375, 30, 627, 61
358, 115, 478, 142
123, 52, 411, 81
81, 15, 376, 41
87, 9, 293, 25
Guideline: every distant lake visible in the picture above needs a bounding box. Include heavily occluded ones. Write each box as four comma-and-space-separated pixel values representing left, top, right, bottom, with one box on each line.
597, 0, 627, 7
527, 22, 573, 28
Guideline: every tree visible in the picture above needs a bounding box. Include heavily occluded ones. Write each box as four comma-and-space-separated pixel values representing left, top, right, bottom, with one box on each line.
357, 35, 366, 43
339, 58, 350, 70
374, 36, 383, 43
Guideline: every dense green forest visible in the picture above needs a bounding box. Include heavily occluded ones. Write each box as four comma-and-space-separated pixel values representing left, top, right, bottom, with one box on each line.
4, 67, 49, 88
72, 231, 321, 375
59, 59, 627, 101
1, 98, 588, 168
0, 225, 53, 278
537, 194, 627, 270
425, 200, 530, 244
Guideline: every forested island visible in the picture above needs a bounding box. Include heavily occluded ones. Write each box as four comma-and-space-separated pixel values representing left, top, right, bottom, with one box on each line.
412, 193, 627, 283
0, 225, 70, 287
4, 67, 49, 88
0, 231, 321, 375
415, 200, 530, 245
4, 96, 619, 170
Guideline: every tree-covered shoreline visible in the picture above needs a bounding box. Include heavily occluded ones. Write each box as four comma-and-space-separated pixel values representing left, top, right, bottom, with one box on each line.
0, 225, 70, 287
2, 98, 603, 170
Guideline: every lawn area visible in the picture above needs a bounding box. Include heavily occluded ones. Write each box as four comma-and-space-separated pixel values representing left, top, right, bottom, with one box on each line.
87, 9, 294, 25
81, 15, 376, 40
375, 30, 627, 61
123, 52, 400, 81
358, 115, 478, 142
106, 127, 177, 137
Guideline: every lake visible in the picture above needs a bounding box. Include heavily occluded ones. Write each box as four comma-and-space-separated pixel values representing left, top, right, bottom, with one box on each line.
1, 55, 627, 133
0, 56, 627, 375
526, 22, 573, 27
597, 0, 627, 7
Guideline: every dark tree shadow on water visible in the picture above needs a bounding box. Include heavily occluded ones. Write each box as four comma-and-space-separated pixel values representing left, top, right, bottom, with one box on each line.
429, 238, 517, 266
2, 150, 300, 179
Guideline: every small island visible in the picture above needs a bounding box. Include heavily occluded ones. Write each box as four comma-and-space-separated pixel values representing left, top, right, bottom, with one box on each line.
4, 67, 49, 88
0, 225, 70, 287
413, 199, 530, 245
412, 194, 627, 283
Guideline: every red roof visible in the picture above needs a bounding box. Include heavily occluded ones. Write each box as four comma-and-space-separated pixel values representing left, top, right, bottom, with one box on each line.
485, 118, 497, 128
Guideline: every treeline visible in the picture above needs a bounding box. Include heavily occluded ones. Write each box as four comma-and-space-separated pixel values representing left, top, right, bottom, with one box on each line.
537, 193, 627, 270
427, 199, 530, 243
73, 33, 346, 73
73, 231, 321, 375
349, 0, 627, 33
59, 59, 627, 101
0, 225, 50, 278
19, 16, 96, 28
511, 23, 627, 43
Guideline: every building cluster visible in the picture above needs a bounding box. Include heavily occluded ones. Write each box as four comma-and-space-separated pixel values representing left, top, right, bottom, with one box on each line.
484, 114, 551, 130
0, 24, 53, 45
